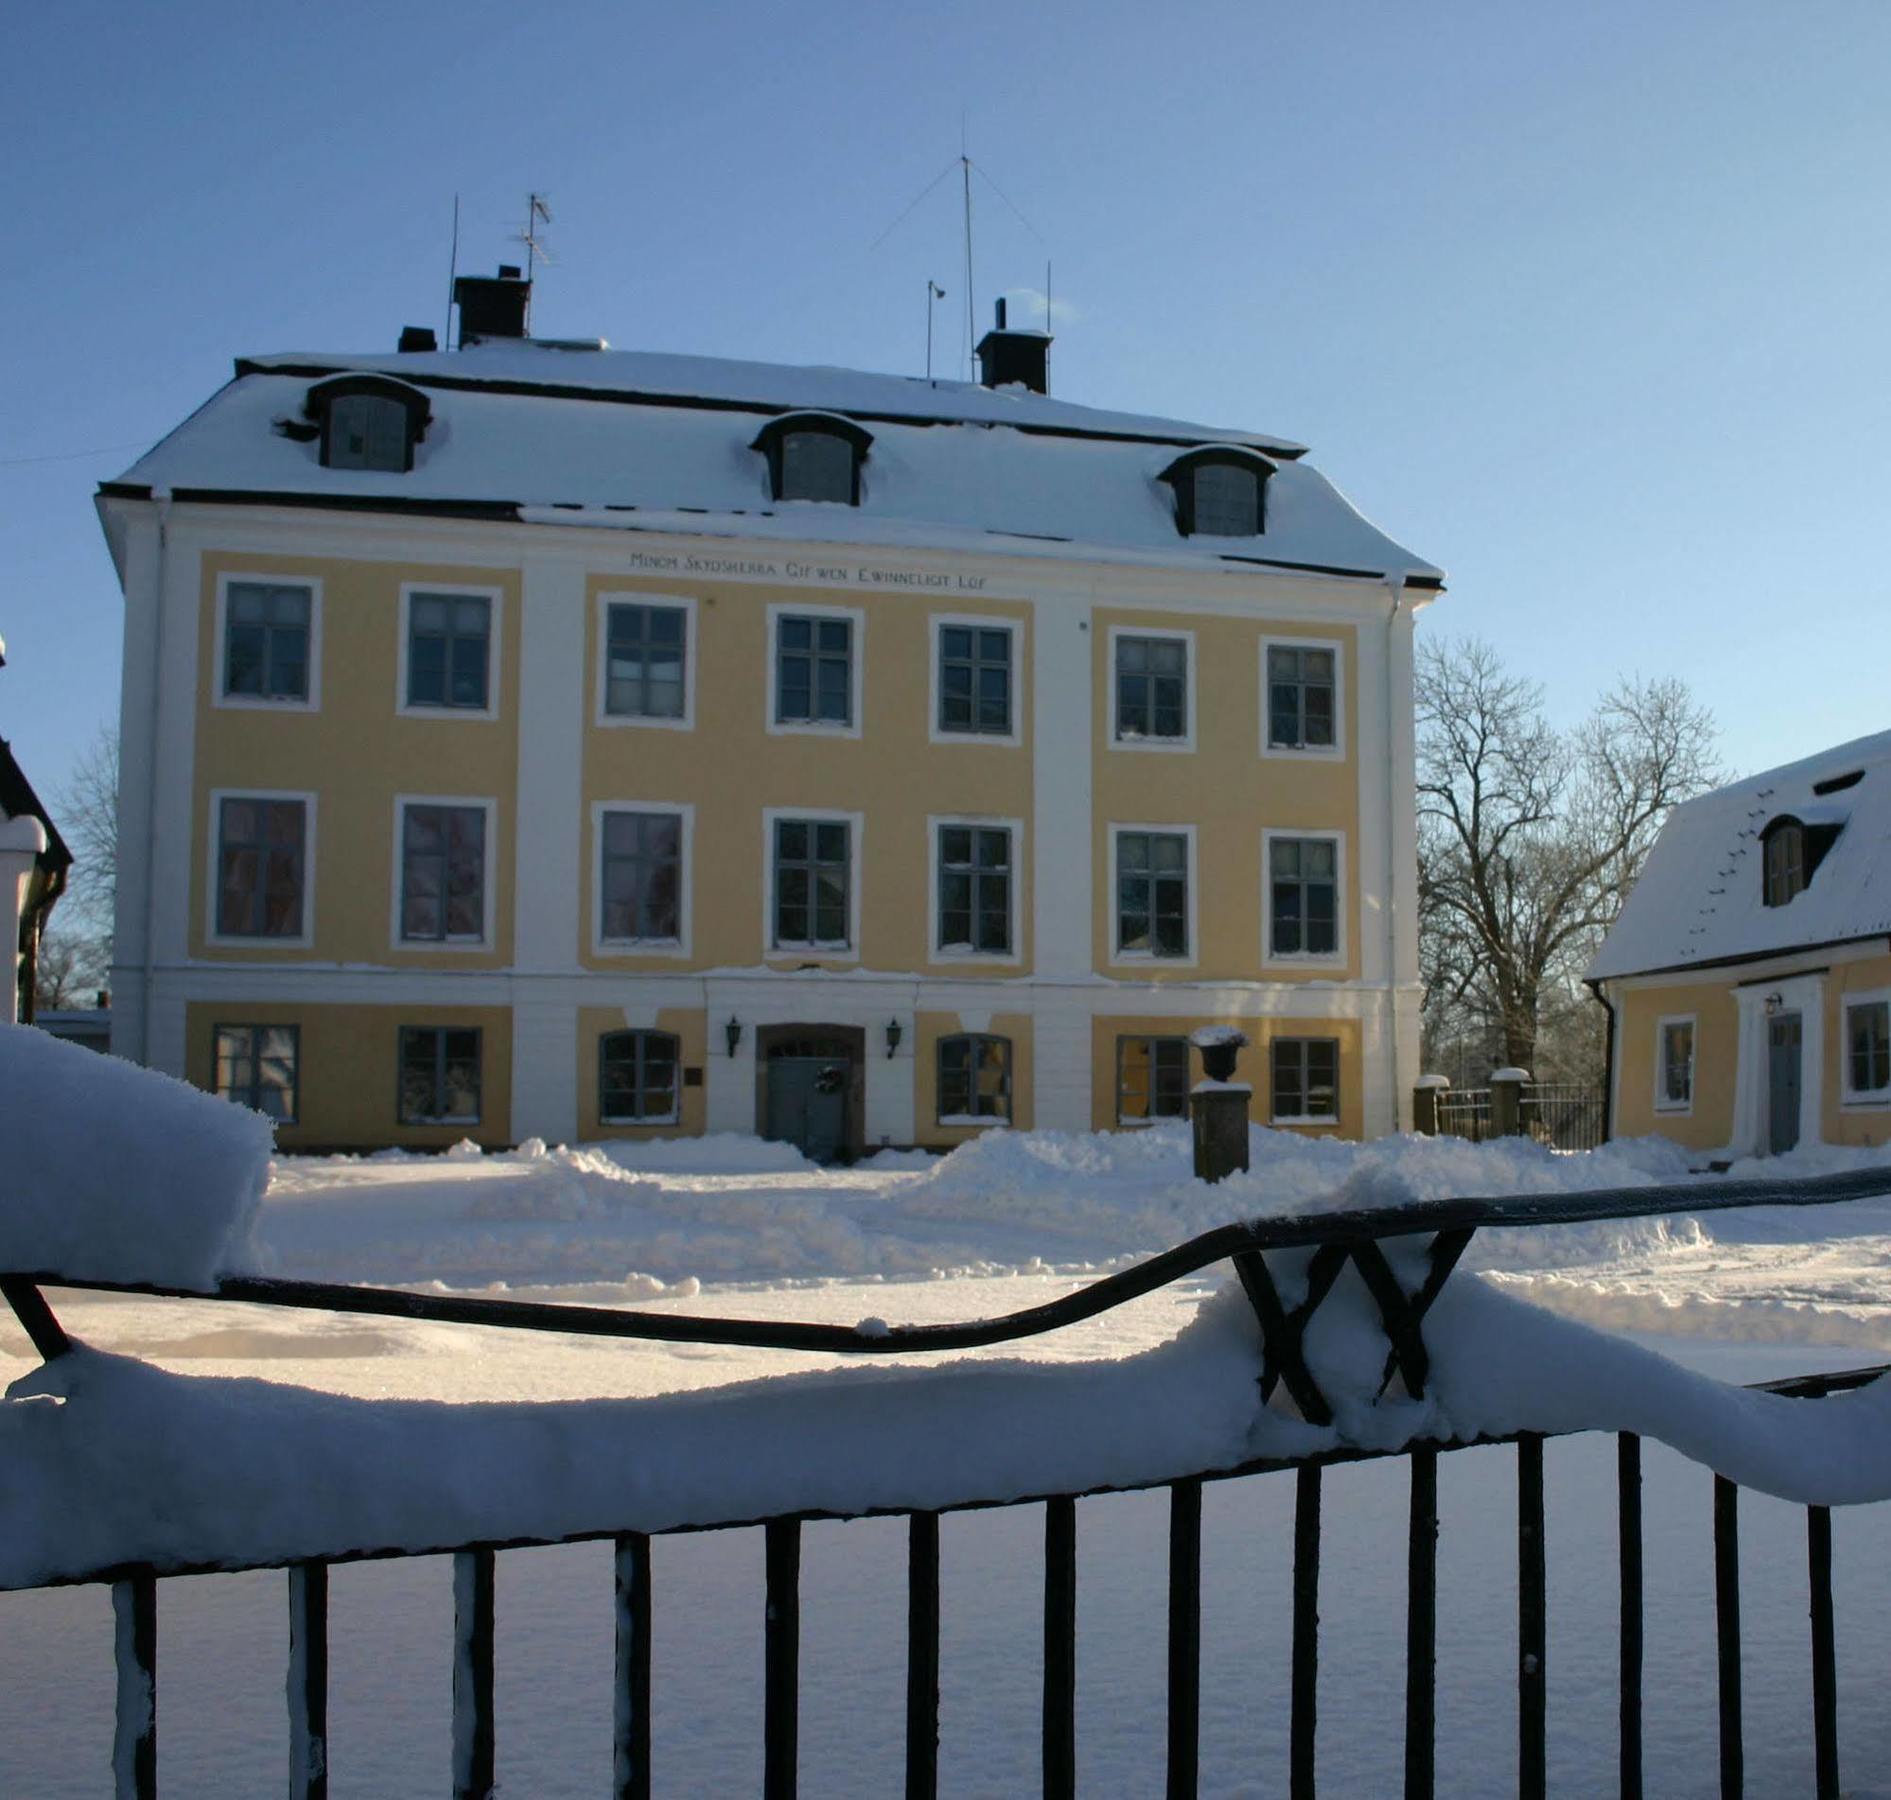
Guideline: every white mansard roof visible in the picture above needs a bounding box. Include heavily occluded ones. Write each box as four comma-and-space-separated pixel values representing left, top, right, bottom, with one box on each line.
1587, 730, 1891, 982
105, 342, 1442, 586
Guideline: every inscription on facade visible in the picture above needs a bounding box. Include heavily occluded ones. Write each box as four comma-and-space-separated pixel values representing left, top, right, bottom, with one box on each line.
619, 548, 986, 593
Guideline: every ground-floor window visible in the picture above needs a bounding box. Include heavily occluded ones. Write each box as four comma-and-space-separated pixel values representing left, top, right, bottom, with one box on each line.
214, 1023, 299, 1122
1271, 1037, 1339, 1123
398, 1026, 481, 1125
1657, 1016, 1695, 1112
1118, 1035, 1189, 1124
1845, 997, 1891, 1102
600, 1029, 680, 1124
937, 1034, 1011, 1124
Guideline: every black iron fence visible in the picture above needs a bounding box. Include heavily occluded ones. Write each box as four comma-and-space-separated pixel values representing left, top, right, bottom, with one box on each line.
6, 1163, 1891, 1800
1430, 1086, 1493, 1143
1520, 1081, 1607, 1152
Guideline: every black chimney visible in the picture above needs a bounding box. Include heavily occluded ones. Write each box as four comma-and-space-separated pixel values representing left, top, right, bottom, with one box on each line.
398, 325, 438, 354
975, 298, 1052, 394
453, 267, 532, 344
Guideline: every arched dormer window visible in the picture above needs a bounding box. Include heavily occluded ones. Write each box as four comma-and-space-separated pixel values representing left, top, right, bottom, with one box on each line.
305, 374, 432, 473
752, 412, 872, 505
1160, 446, 1276, 538
1761, 813, 1842, 907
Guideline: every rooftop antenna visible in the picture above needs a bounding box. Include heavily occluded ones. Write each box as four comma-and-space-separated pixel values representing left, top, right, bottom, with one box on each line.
960, 121, 975, 379
925, 280, 947, 381
444, 194, 460, 348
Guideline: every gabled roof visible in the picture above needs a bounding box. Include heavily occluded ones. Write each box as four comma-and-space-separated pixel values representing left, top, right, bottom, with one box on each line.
1587, 729, 1891, 982
0, 740, 70, 874
103, 342, 1443, 587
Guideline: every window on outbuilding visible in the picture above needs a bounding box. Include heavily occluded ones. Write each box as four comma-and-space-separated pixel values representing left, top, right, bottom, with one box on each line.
1846, 999, 1890, 1102
1159, 448, 1274, 538
304, 375, 431, 473
752, 413, 872, 505
1760, 814, 1843, 908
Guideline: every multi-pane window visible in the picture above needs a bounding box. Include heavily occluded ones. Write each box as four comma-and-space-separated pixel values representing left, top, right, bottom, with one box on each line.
1192, 463, 1261, 535
214, 1024, 299, 1122
776, 615, 853, 727
1115, 830, 1189, 957
216, 796, 308, 939
1847, 1000, 1890, 1100
937, 824, 1012, 955
600, 1030, 680, 1124
399, 803, 487, 943
1763, 824, 1806, 907
223, 582, 312, 702
779, 430, 856, 503
600, 810, 683, 943
1267, 645, 1337, 750
1658, 1019, 1695, 1110
325, 394, 410, 471
398, 1026, 481, 1125
1272, 1038, 1339, 1122
937, 1034, 1011, 1124
938, 625, 1013, 736
773, 817, 851, 949
405, 593, 492, 711
1118, 1036, 1190, 1123
604, 603, 687, 720
1269, 837, 1339, 958
1115, 635, 1188, 742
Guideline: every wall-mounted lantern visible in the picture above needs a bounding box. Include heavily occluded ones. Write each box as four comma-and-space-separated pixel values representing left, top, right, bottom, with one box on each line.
885, 1017, 903, 1058
1764, 992, 1784, 1017
725, 1016, 743, 1057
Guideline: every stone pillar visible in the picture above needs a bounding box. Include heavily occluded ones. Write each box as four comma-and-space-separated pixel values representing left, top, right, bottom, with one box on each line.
1412, 1073, 1450, 1137
1491, 1067, 1531, 1138
1190, 1027, 1251, 1183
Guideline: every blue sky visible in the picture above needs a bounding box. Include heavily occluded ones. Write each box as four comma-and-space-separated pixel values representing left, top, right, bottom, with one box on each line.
5, 0, 1889, 798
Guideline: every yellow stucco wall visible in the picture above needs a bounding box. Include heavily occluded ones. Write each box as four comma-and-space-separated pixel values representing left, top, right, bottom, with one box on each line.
912, 1010, 1036, 1147
1090, 613, 1360, 982
185, 1000, 513, 1151
575, 1005, 710, 1140
1827, 953, 1891, 1147
578, 575, 1035, 974
1088, 1014, 1361, 1137
191, 552, 521, 969
1613, 981, 1741, 1149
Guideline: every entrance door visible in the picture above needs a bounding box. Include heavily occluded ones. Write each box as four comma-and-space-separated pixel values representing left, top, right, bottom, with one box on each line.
762, 1034, 857, 1163
1768, 1013, 1803, 1155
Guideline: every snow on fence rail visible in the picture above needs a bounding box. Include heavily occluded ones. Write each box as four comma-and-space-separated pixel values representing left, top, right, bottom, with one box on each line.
4, 1028, 1889, 1797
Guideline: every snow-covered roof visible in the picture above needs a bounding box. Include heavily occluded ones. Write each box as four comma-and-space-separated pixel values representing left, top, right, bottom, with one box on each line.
105, 342, 1442, 586
1588, 730, 1891, 981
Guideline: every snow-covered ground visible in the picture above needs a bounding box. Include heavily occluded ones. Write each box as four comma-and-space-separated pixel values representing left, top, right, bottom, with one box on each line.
7, 1116, 1891, 1794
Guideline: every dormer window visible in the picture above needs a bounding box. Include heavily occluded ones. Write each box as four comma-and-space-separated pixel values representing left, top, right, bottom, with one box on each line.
1760, 813, 1843, 907
304, 374, 431, 473
752, 413, 871, 506
1159, 447, 1276, 537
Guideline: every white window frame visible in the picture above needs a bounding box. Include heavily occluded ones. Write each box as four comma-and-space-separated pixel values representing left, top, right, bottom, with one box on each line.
205, 788, 317, 949
762, 806, 864, 961
598, 1027, 684, 1126
927, 813, 1025, 966
594, 591, 698, 731
395, 583, 505, 721
1261, 828, 1348, 970
928, 614, 1024, 747
389, 794, 499, 953
591, 800, 693, 957
1259, 634, 1345, 760
1107, 625, 1196, 753
212, 573, 323, 713
1840, 987, 1891, 1108
1107, 822, 1199, 969
1653, 1012, 1697, 1115
1269, 1035, 1343, 1126
766, 603, 865, 739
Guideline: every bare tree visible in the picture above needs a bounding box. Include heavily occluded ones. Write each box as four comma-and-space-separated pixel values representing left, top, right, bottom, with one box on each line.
1417, 640, 1720, 1078
31, 725, 117, 1015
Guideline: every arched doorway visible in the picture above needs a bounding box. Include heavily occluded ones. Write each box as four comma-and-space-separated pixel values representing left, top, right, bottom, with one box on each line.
755, 1024, 865, 1164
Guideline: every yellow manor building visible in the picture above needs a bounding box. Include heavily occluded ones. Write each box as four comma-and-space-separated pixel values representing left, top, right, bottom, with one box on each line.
1590, 731, 1891, 1158
99, 273, 1442, 1156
